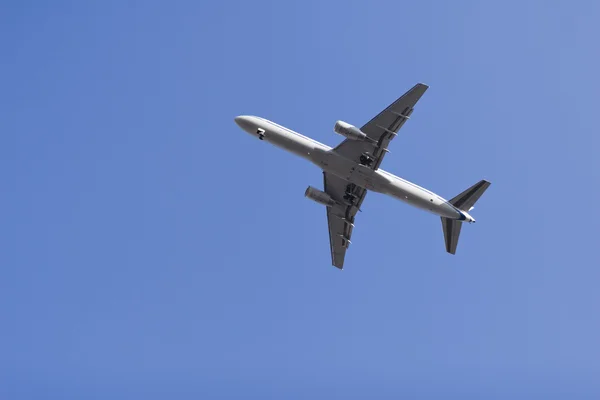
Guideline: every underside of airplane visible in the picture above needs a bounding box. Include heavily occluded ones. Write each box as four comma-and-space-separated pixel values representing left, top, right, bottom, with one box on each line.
235, 83, 490, 269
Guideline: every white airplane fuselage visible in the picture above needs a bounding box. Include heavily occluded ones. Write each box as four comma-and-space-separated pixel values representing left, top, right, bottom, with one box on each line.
235, 115, 474, 222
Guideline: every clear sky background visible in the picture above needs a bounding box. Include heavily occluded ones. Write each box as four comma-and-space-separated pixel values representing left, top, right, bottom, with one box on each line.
2, 1, 600, 398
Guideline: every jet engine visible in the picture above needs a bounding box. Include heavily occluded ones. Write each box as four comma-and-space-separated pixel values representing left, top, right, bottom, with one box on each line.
305, 186, 336, 207
334, 120, 368, 141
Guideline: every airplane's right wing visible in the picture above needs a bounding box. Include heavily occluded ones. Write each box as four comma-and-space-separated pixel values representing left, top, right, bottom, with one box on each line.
323, 172, 367, 269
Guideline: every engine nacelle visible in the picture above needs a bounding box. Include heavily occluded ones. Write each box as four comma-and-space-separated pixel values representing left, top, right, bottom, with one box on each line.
305, 186, 336, 207
334, 120, 368, 141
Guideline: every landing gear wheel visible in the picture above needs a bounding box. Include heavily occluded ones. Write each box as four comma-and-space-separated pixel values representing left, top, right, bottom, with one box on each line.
343, 193, 357, 203
359, 155, 373, 166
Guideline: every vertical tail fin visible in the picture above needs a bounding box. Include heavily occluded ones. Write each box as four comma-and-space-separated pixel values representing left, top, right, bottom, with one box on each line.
441, 180, 491, 254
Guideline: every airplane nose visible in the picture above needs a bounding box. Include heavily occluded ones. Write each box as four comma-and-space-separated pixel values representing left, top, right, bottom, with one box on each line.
234, 115, 254, 133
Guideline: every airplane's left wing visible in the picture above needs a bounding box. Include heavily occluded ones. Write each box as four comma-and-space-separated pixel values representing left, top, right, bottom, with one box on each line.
323, 172, 367, 269
333, 83, 428, 171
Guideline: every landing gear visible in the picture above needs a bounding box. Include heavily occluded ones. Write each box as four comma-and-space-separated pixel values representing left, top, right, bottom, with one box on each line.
343, 193, 356, 202
359, 154, 374, 167
256, 128, 265, 140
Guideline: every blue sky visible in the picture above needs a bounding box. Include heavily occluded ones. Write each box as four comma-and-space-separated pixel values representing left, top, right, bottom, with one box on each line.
2, 1, 599, 398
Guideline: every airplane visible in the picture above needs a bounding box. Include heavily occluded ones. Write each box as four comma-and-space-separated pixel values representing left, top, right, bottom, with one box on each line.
235, 83, 490, 269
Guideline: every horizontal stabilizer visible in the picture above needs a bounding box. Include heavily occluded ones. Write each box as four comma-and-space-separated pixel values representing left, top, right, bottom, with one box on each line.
441, 217, 462, 254
449, 180, 491, 211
